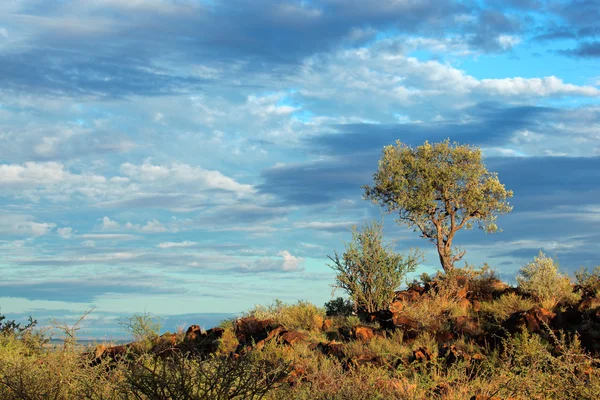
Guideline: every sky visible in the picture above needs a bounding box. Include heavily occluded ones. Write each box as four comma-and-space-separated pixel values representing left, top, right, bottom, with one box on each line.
0, 0, 599, 339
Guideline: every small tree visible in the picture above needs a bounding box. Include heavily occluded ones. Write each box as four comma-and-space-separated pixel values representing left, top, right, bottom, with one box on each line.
517, 251, 579, 309
363, 139, 513, 272
327, 221, 421, 314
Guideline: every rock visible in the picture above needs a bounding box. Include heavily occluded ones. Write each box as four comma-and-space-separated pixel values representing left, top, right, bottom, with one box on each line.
454, 316, 480, 336
395, 285, 425, 302
345, 353, 387, 369
235, 317, 279, 345
578, 297, 600, 313
151, 332, 178, 356
322, 318, 333, 331
458, 298, 472, 311
436, 331, 454, 343
280, 330, 308, 346
369, 309, 394, 329
502, 307, 556, 335
316, 341, 346, 359
185, 325, 202, 341
352, 325, 375, 342
389, 300, 404, 314
89, 344, 129, 366
392, 315, 420, 330
413, 346, 433, 362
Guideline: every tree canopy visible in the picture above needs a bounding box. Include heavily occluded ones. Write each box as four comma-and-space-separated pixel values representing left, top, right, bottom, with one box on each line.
363, 139, 513, 272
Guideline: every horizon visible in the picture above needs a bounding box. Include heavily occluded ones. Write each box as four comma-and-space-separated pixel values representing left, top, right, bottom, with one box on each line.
1, 0, 599, 337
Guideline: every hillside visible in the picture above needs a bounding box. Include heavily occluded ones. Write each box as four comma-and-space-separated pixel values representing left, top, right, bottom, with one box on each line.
2, 265, 600, 399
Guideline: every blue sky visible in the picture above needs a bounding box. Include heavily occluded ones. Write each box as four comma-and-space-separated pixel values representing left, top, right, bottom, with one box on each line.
1, 0, 599, 338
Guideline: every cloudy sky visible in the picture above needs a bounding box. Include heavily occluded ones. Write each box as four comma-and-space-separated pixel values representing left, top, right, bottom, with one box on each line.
1, 0, 599, 338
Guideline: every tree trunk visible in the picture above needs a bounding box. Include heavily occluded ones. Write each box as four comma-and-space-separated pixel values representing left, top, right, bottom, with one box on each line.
437, 243, 454, 273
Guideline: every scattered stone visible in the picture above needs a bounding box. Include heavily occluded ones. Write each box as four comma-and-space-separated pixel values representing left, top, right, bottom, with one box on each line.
413, 346, 433, 362
352, 325, 375, 342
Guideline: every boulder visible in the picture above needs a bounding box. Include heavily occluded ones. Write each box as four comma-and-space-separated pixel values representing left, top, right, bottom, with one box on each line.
502, 307, 555, 335
392, 315, 421, 338
322, 318, 334, 331
316, 341, 346, 359
280, 330, 308, 346
235, 317, 279, 345
412, 346, 433, 362
454, 316, 480, 336
352, 326, 375, 342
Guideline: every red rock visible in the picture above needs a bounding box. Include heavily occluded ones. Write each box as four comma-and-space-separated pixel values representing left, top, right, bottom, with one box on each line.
454, 316, 480, 336
502, 307, 556, 334
413, 346, 433, 362
389, 300, 404, 314
392, 315, 420, 330
280, 330, 308, 346
185, 325, 202, 341
352, 326, 375, 342
317, 341, 345, 358
235, 317, 279, 345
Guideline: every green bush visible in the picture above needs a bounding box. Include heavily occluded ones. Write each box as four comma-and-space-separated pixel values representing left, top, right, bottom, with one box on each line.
324, 297, 354, 317
327, 221, 421, 313
479, 292, 537, 321
575, 266, 600, 296
245, 300, 325, 331
516, 251, 579, 309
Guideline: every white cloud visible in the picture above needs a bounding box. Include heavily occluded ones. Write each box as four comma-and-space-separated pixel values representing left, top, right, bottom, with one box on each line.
0, 162, 67, 187
248, 250, 305, 272
57, 227, 74, 239
140, 219, 168, 233
477, 76, 600, 97
0, 214, 55, 237
120, 161, 255, 195
80, 234, 138, 240
157, 241, 196, 248
279, 250, 304, 272
496, 35, 521, 50
294, 221, 355, 231
101, 216, 120, 230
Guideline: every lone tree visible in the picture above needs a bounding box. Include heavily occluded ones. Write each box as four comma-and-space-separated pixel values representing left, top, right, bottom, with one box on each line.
328, 221, 421, 314
363, 139, 513, 273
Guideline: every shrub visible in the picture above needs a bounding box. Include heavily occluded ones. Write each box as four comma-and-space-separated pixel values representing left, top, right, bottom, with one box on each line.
328, 221, 421, 313
0, 312, 37, 337
575, 266, 600, 296
125, 352, 291, 400
517, 251, 580, 309
244, 300, 325, 331
479, 292, 537, 321
324, 297, 354, 317
119, 311, 162, 343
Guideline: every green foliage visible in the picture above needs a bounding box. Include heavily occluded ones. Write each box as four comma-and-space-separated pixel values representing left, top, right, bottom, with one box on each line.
126, 352, 290, 400
324, 297, 354, 317
575, 265, 600, 296
363, 139, 513, 272
517, 251, 580, 309
119, 311, 162, 343
479, 293, 537, 321
327, 221, 421, 313
245, 300, 325, 331
0, 311, 37, 337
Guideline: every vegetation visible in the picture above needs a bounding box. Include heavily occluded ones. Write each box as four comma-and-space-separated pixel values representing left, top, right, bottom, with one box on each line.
517, 251, 580, 309
2, 139, 599, 399
363, 139, 513, 272
327, 221, 421, 313
2, 263, 600, 399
